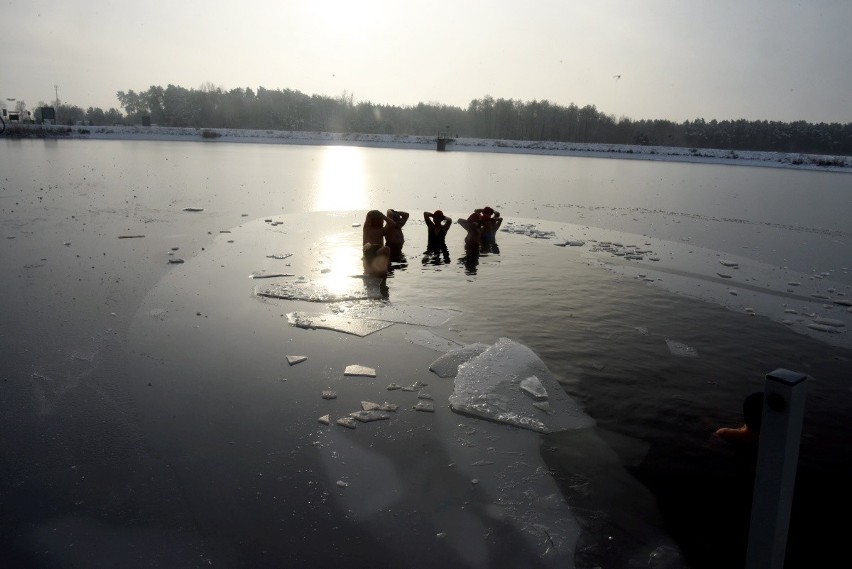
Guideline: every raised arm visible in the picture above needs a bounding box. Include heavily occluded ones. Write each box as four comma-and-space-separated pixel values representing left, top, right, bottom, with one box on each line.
387, 209, 407, 226
382, 211, 397, 229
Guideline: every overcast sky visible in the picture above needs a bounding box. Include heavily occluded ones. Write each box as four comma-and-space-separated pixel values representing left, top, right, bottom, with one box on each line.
2, 0, 850, 123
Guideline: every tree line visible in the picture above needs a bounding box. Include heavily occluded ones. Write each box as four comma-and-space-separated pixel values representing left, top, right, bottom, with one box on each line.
18, 83, 852, 155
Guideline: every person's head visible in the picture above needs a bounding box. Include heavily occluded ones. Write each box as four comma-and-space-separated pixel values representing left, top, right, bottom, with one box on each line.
482, 206, 494, 216
743, 392, 764, 432
467, 212, 482, 224
366, 209, 384, 226
433, 210, 444, 220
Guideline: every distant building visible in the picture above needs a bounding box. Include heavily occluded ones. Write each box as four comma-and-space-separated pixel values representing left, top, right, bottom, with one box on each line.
39, 107, 56, 125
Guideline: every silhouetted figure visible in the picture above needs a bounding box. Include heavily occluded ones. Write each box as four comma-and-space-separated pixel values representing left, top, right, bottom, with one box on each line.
385, 208, 409, 260
362, 209, 395, 290
476, 206, 503, 254
457, 213, 482, 275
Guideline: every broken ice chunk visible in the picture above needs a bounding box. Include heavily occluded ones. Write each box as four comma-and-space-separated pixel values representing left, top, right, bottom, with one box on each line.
428, 343, 490, 378
350, 410, 390, 422
449, 338, 594, 433
520, 375, 548, 401
386, 383, 402, 390
361, 401, 398, 412
318, 414, 330, 425
336, 417, 357, 429
344, 365, 376, 377
321, 391, 337, 400
286, 355, 308, 366
414, 401, 435, 412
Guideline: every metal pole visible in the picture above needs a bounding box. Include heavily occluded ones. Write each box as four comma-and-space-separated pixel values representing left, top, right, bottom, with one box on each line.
745, 369, 808, 569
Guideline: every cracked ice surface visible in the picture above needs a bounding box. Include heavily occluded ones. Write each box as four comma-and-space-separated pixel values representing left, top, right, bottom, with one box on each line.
330, 300, 461, 327
449, 338, 595, 433
287, 312, 393, 337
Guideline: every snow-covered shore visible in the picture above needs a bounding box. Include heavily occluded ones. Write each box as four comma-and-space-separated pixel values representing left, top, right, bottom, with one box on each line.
10, 123, 852, 172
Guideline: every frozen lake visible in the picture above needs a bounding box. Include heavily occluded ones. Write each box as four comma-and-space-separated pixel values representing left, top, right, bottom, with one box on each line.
1, 138, 850, 568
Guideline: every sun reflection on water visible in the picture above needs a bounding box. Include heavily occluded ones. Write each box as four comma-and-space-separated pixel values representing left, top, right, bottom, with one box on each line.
313, 146, 368, 212
318, 232, 365, 297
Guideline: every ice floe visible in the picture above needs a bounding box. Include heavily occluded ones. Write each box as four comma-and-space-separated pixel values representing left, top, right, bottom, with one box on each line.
349, 409, 390, 422
404, 329, 463, 352
520, 375, 548, 401
287, 312, 393, 336
449, 338, 594, 433
336, 417, 357, 429
429, 343, 491, 378
257, 281, 372, 302
344, 365, 376, 377
286, 355, 308, 365
329, 301, 461, 327
414, 401, 435, 412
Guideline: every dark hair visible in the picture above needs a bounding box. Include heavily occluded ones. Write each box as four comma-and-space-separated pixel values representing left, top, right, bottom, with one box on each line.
743, 392, 764, 432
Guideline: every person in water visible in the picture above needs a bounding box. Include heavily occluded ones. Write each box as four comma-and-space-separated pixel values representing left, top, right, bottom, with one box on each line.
476, 206, 503, 253
457, 212, 482, 274
423, 210, 452, 265
362, 209, 396, 283
715, 392, 764, 444
384, 208, 409, 260
457, 212, 482, 249
424, 210, 452, 249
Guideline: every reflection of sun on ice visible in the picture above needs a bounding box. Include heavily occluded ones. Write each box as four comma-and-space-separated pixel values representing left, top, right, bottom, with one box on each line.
318, 233, 364, 296
313, 146, 368, 212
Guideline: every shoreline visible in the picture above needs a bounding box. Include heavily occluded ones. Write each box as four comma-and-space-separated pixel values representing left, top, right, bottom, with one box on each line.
6, 123, 851, 173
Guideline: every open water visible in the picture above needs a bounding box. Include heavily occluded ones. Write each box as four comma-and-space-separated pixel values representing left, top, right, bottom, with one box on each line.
1, 138, 850, 568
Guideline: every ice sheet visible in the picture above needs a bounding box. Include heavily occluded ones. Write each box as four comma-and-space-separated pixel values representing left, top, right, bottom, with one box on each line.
449, 338, 595, 433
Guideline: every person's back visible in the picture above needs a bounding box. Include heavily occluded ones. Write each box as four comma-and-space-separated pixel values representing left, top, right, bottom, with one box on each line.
479, 208, 502, 252
362, 210, 395, 282
458, 213, 482, 249
424, 210, 451, 251
385, 209, 409, 258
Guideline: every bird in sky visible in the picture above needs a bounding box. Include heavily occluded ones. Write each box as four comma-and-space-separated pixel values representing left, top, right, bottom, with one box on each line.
613, 75, 622, 81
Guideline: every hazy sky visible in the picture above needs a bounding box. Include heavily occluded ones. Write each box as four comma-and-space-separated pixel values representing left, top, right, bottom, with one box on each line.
2, 0, 850, 123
